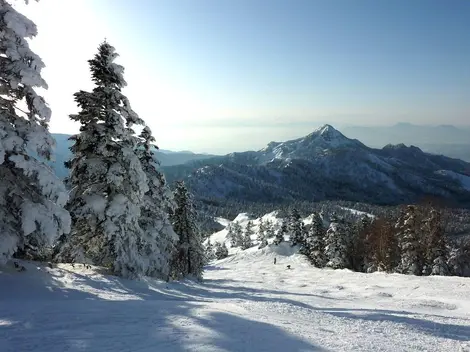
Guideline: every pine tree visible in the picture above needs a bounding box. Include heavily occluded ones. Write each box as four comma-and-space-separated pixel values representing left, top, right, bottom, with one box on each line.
324, 215, 350, 269
170, 181, 204, 280
0, 0, 70, 263
422, 208, 449, 276
242, 220, 254, 250
305, 213, 326, 267
205, 240, 216, 262
289, 208, 304, 247
364, 218, 398, 273
135, 126, 178, 280
349, 215, 372, 272
447, 241, 470, 277
229, 221, 244, 248
396, 205, 423, 275
214, 241, 229, 260
226, 224, 235, 246
54, 42, 149, 278
274, 219, 287, 245
265, 220, 276, 240
257, 219, 268, 249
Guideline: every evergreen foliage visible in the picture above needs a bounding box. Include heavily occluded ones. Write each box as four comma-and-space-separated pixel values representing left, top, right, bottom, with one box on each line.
170, 181, 204, 280
214, 241, 229, 260
242, 220, 254, 250
304, 213, 326, 267
324, 214, 350, 269
0, 0, 70, 263
135, 126, 178, 280
54, 42, 149, 278
257, 219, 268, 249
396, 205, 423, 275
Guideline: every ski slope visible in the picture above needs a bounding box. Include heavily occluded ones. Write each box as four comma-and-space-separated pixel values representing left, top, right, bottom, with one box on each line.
1, 245, 469, 352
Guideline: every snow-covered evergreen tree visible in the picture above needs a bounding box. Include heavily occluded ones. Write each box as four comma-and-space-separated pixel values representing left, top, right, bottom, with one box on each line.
229, 221, 244, 248
289, 208, 304, 247
324, 215, 350, 269
170, 181, 204, 280
447, 241, 470, 277
0, 0, 70, 263
396, 205, 423, 275
421, 208, 449, 276
54, 42, 149, 278
274, 219, 287, 245
265, 219, 275, 240
305, 213, 326, 267
205, 239, 216, 263
257, 219, 268, 249
135, 126, 178, 279
242, 220, 254, 250
214, 241, 229, 260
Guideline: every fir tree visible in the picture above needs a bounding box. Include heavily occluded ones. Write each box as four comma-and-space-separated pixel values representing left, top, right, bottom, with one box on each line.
265, 220, 276, 240
0, 0, 70, 263
257, 219, 268, 249
305, 213, 326, 267
364, 218, 398, 273
289, 208, 304, 247
274, 219, 287, 245
396, 205, 423, 275
135, 126, 178, 280
226, 224, 236, 246
205, 240, 216, 263
214, 241, 229, 260
324, 215, 350, 269
170, 181, 204, 280
229, 221, 244, 248
55, 42, 149, 278
350, 215, 372, 272
422, 208, 449, 276
242, 220, 254, 250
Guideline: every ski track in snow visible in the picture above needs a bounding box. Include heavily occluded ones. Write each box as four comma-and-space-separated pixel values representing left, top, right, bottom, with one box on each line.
1, 246, 470, 352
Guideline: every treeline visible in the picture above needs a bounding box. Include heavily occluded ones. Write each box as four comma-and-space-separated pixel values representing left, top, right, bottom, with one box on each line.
196, 197, 470, 241
209, 204, 470, 277
0, 3, 204, 280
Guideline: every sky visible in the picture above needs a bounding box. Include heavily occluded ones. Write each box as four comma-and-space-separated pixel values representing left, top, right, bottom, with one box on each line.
17, 0, 470, 153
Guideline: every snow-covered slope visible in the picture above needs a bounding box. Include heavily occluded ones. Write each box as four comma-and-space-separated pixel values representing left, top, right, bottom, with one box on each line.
436, 170, 470, 191
1, 250, 470, 352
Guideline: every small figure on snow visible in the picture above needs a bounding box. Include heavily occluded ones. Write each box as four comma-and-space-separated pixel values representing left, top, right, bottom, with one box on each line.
286, 265, 291, 270
274, 257, 277, 265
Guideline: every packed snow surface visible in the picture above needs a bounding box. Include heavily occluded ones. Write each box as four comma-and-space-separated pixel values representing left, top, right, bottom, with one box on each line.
1, 245, 470, 351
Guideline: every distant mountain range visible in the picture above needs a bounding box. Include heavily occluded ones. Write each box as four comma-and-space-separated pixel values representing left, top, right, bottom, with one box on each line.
47, 126, 470, 207
49, 134, 217, 179
161, 125, 470, 207
340, 123, 470, 161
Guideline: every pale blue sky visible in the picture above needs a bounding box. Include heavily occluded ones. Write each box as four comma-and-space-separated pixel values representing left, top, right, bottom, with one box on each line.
20, 0, 470, 153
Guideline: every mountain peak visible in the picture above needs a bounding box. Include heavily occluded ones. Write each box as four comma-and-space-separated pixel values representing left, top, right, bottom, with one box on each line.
305, 124, 348, 143
317, 124, 341, 137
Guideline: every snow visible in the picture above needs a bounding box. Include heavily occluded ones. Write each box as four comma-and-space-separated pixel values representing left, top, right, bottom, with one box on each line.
340, 207, 375, 218
436, 170, 470, 191
208, 211, 283, 250
1, 245, 470, 352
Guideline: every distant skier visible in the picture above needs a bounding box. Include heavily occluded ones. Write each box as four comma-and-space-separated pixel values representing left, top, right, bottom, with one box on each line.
274, 257, 277, 265
287, 265, 291, 270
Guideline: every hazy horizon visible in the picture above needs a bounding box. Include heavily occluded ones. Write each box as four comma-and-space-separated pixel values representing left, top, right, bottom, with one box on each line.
17, 0, 470, 154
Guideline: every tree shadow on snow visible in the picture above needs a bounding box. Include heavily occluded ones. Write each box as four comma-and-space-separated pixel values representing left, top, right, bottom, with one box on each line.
0, 301, 324, 352
204, 265, 230, 271
317, 308, 470, 341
